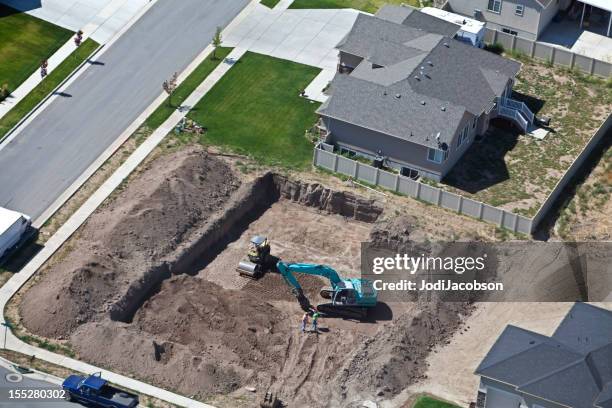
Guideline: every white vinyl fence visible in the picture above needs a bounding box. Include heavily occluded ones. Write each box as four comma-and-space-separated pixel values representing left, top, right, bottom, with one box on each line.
313, 145, 533, 234
531, 113, 612, 228
484, 28, 612, 78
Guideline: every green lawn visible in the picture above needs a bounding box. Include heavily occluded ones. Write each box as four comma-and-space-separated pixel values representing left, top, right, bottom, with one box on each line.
261, 0, 282, 8
0, 38, 99, 141
0, 5, 72, 95
413, 396, 460, 408
289, 0, 423, 13
187, 52, 321, 169
144, 47, 232, 130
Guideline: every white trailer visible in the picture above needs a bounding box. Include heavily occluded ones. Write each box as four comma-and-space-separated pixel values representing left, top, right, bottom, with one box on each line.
421, 7, 486, 48
0, 207, 32, 261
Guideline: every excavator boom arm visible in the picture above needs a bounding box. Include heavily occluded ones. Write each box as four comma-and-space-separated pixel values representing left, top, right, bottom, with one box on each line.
276, 262, 343, 293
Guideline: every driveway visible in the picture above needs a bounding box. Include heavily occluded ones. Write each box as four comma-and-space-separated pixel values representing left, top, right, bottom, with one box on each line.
0, 0, 249, 222
223, 2, 360, 101
539, 19, 612, 62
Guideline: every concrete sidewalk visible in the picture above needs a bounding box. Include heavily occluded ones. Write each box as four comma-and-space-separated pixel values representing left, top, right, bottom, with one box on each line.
222, 2, 360, 102
0, 46, 247, 408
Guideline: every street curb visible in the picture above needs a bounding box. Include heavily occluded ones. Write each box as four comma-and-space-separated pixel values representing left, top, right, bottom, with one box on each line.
0, 43, 105, 146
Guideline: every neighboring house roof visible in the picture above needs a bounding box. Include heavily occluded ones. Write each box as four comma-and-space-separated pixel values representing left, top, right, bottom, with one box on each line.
320, 12, 520, 149
476, 303, 612, 408
376, 4, 461, 37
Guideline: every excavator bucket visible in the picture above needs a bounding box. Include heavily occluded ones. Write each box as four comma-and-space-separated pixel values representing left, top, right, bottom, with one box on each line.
236, 260, 262, 279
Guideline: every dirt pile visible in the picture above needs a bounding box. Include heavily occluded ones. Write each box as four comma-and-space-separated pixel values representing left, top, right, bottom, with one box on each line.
274, 175, 383, 222
331, 300, 473, 405
20, 148, 240, 338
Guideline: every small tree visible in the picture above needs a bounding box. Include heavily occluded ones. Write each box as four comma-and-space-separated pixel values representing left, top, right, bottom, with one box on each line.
212, 26, 222, 60
162, 72, 178, 107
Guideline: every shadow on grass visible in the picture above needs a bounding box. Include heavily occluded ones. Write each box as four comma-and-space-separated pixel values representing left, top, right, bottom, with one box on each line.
443, 119, 519, 193
511, 90, 546, 115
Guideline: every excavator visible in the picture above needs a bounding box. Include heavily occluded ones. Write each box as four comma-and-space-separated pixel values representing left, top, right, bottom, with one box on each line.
276, 261, 377, 319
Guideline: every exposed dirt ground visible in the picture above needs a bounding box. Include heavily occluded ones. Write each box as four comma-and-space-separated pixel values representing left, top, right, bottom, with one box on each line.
16, 146, 477, 407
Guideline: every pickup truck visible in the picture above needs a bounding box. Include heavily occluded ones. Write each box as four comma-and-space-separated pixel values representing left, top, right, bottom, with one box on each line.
62, 372, 139, 408
0, 207, 33, 264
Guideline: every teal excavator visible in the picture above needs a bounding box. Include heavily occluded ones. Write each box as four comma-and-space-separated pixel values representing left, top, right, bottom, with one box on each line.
276, 261, 377, 319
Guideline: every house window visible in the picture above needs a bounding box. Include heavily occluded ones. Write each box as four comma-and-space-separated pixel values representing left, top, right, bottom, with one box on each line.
457, 127, 469, 147
427, 148, 447, 164
515, 4, 524, 16
502, 28, 518, 36
487, 0, 502, 13
340, 147, 356, 157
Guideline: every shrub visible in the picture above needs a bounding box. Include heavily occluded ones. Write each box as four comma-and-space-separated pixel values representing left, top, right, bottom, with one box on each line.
484, 42, 504, 55
0, 83, 10, 102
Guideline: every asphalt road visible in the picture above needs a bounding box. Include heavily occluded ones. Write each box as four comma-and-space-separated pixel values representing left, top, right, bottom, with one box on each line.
0, 0, 249, 221
0, 366, 80, 407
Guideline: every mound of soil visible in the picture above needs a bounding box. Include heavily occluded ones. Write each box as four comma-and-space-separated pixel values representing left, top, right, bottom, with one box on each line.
20, 148, 240, 338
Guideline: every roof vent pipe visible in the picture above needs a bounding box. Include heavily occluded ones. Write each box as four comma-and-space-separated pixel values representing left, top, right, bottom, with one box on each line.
420, 100, 426, 105
444, 42, 449, 47
395, 93, 401, 99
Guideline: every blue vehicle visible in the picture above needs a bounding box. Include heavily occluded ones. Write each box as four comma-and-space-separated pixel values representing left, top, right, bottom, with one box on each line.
276, 261, 377, 319
62, 372, 139, 408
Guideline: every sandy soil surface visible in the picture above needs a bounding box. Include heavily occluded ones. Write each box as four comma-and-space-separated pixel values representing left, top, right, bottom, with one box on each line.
16, 146, 473, 407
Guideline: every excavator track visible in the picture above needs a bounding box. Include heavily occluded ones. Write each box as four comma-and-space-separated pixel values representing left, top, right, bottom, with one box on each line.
316, 303, 368, 320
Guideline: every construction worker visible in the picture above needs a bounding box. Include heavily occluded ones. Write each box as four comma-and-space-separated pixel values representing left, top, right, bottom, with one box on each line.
311, 312, 320, 333
300, 312, 309, 333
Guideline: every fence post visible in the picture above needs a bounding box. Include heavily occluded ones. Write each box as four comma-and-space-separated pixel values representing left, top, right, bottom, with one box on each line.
353, 161, 359, 178
333, 154, 339, 172
513, 214, 519, 233
511, 34, 517, 51
436, 188, 442, 206
478, 202, 484, 219
570, 52, 576, 69
457, 195, 463, 213
589, 58, 595, 75
375, 168, 380, 185
550, 47, 555, 65
499, 210, 505, 227
394, 174, 400, 193
493, 29, 498, 44
530, 40, 535, 58
416, 182, 422, 199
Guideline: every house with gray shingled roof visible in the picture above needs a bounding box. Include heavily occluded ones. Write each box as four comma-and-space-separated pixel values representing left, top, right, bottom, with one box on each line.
446, 0, 572, 40
316, 6, 534, 181
475, 303, 612, 408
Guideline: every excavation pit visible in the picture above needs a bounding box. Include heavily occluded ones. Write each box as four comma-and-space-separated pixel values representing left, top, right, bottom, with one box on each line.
18, 148, 412, 406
